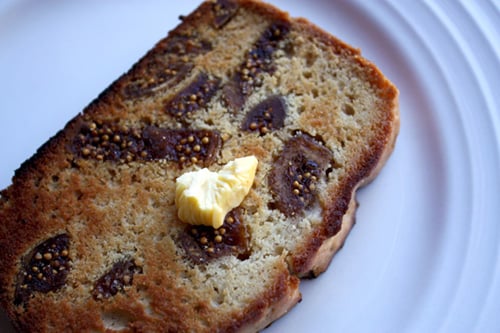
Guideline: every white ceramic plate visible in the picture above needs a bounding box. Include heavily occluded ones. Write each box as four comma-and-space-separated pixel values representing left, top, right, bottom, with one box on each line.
1, 1, 499, 332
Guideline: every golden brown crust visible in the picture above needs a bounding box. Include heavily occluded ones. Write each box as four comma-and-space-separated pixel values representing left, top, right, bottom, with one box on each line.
0, 0, 399, 331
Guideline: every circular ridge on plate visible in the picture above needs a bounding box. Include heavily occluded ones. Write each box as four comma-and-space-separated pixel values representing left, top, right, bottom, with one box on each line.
424, 1, 500, 332
386, 0, 500, 332
364, 2, 472, 332
421, 1, 500, 332
1, 1, 500, 332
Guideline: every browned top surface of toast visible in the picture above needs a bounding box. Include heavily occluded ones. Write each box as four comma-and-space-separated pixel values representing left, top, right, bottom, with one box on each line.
0, 0, 399, 332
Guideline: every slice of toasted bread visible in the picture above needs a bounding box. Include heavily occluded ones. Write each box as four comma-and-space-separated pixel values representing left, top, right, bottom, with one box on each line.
0, 0, 399, 331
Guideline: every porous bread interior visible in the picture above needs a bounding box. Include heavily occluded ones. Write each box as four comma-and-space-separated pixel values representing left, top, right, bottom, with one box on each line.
0, 1, 398, 331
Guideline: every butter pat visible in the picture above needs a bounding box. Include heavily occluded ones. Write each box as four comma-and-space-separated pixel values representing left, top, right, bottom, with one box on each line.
175, 156, 258, 228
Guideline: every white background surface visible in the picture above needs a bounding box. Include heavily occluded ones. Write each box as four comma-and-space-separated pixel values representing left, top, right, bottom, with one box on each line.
1, 1, 500, 332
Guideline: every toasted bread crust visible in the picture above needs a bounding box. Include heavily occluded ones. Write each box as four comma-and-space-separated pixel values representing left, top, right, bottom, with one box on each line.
0, 1, 398, 331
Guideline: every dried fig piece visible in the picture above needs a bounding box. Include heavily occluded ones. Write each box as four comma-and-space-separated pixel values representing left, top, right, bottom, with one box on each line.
222, 22, 290, 112
179, 208, 250, 264
142, 127, 221, 166
122, 32, 212, 99
221, 81, 245, 112
72, 121, 147, 163
73, 121, 222, 167
14, 234, 71, 306
164, 73, 220, 118
92, 259, 142, 300
161, 33, 212, 55
123, 63, 193, 99
242, 95, 287, 135
212, 0, 239, 28
269, 135, 333, 217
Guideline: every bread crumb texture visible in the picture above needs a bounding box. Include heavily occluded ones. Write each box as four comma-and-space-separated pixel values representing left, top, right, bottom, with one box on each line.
0, 0, 398, 332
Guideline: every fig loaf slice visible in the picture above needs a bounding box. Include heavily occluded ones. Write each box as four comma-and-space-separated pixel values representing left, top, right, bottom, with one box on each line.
0, 0, 399, 332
